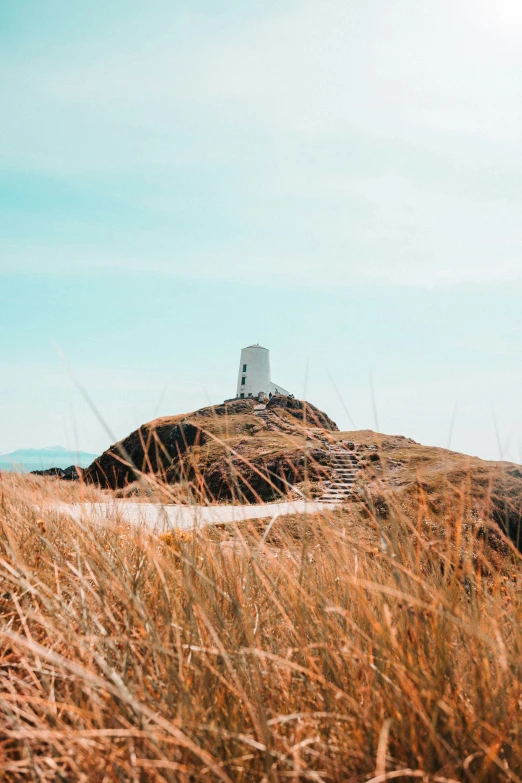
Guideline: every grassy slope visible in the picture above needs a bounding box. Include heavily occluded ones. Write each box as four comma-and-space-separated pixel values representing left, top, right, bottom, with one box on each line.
335, 430, 522, 549
87, 402, 522, 548
86, 402, 324, 502
1, 470, 521, 781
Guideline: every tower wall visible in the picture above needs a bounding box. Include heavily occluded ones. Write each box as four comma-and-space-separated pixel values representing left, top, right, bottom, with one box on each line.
236, 345, 290, 399
236, 345, 271, 398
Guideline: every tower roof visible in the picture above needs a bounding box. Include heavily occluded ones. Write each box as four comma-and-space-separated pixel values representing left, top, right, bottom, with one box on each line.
244, 344, 268, 351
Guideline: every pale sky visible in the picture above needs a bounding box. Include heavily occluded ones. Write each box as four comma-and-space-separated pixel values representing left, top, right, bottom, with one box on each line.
1, 0, 521, 462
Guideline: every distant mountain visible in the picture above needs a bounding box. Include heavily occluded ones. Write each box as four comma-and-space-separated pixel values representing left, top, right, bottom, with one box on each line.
0, 446, 98, 473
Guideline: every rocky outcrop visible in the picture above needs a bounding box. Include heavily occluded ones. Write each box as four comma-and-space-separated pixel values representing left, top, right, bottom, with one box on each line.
83, 420, 206, 490
81, 397, 337, 498
31, 465, 82, 481
491, 466, 522, 551
192, 399, 255, 418
267, 396, 338, 431
189, 447, 331, 503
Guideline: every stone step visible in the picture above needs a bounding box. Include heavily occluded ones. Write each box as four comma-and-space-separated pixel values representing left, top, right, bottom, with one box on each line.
329, 487, 355, 492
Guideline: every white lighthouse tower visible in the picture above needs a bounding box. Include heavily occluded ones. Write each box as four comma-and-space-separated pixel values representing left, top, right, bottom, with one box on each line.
236, 344, 290, 400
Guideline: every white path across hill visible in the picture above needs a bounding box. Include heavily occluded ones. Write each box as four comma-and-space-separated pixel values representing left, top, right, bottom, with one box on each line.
51, 499, 334, 532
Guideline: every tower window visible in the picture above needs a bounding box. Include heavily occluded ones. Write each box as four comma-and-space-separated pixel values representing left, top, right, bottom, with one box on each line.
243, 364, 247, 372
240, 393, 245, 398
241, 377, 246, 385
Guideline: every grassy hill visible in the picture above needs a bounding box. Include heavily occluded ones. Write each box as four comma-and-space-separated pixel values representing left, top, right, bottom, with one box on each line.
332, 428, 522, 551
82, 396, 522, 550
83, 397, 336, 502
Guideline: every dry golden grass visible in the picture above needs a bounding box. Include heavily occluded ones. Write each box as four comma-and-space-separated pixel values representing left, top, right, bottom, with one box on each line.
1, 464, 521, 782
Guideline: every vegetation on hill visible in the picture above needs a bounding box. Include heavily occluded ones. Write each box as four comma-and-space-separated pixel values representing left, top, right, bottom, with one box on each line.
80, 398, 522, 551
83, 398, 336, 501
0, 469, 521, 781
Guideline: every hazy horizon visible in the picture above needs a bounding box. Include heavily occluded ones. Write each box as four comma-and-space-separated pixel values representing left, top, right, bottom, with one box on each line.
0, 445, 99, 472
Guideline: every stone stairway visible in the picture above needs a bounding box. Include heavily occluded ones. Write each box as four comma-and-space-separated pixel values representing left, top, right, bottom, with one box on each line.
254, 406, 297, 434
254, 405, 276, 429
254, 404, 360, 505
318, 443, 360, 504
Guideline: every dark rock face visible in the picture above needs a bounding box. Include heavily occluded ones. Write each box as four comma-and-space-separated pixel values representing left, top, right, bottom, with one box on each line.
267, 396, 339, 431
31, 467, 65, 478
491, 469, 522, 551
63, 465, 82, 481
84, 421, 206, 490
81, 395, 337, 499
31, 465, 82, 481
202, 448, 331, 503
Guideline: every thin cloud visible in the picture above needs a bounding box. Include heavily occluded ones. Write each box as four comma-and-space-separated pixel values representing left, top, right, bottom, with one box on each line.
1, 0, 521, 288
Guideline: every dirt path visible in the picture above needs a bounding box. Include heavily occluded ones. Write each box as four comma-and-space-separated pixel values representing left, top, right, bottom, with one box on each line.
51, 499, 333, 531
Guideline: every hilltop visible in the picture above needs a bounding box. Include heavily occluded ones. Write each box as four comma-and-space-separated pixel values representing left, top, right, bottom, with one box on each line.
83, 396, 337, 501
82, 396, 522, 548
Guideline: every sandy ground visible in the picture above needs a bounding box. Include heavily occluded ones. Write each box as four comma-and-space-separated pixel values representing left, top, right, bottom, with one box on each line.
50, 499, 334, 531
